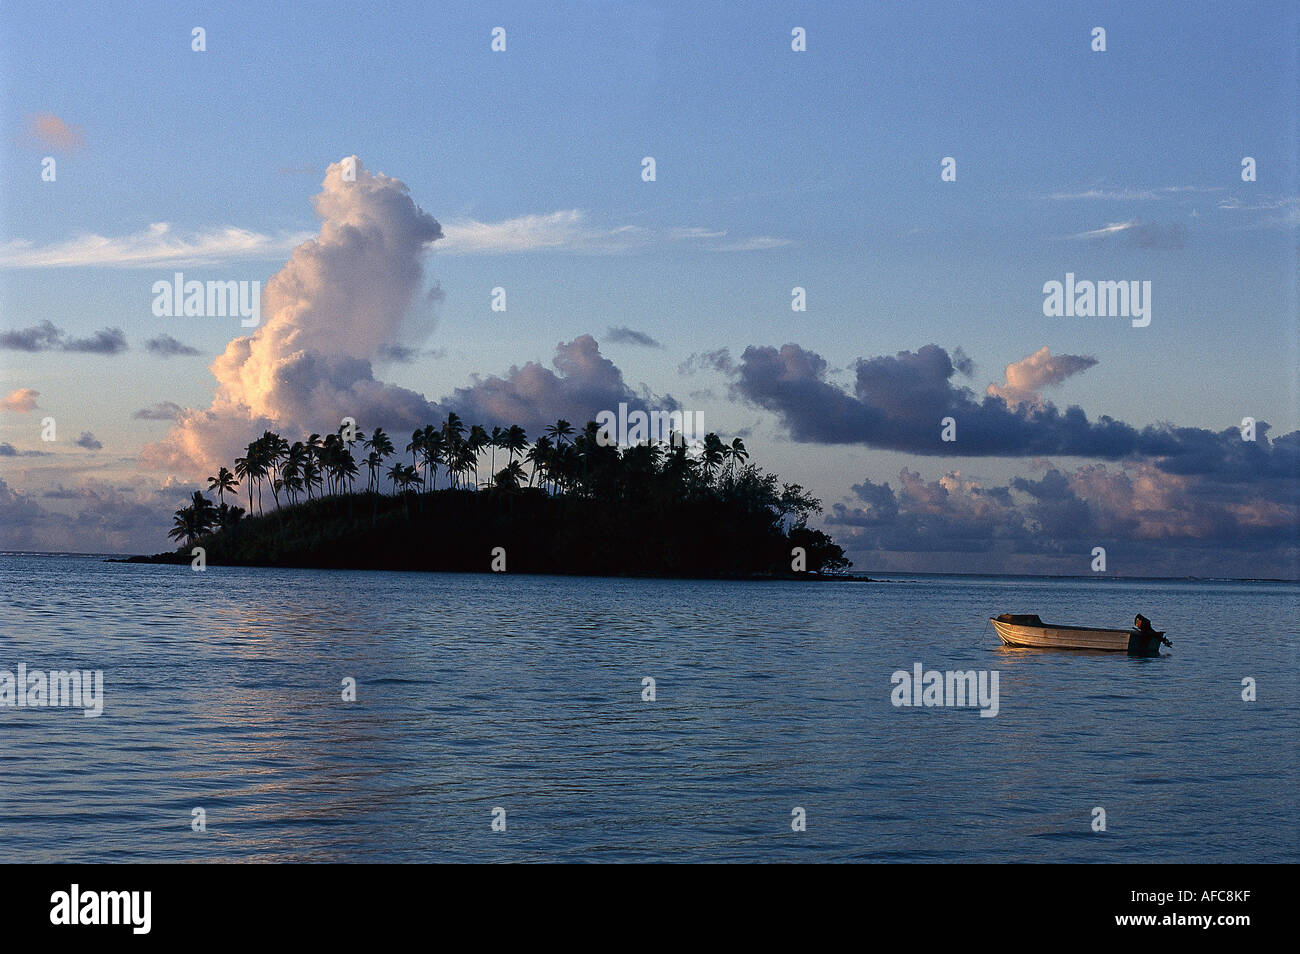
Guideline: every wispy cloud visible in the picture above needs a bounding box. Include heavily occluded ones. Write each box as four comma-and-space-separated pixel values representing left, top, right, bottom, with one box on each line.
438, 209, 791, 255
605, 326, 662, 348
1065, 220, 1187, 248
4, 211, 790, 267
439, 210, 650, 254
709, 236, 795, 252
1047, 188, 1161, 201
0, 222, 313, 268
1045, 186, 1225, 201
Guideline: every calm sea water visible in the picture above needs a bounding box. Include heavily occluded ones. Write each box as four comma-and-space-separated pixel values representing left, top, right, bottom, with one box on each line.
0, 552, 1295, 863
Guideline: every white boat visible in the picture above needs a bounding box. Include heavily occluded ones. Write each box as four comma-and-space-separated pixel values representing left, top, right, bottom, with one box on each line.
990, 614, 1167, 656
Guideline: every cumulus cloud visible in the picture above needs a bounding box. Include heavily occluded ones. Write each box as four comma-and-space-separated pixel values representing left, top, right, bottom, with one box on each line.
726, 342, 1300, 483
828, 461, 1299, 578
986, 346, 1097, 409
141, 158, 668, 478
26, 113, 84, 151
446, 334, 672, 432
605, 326, 662, 348
1, 387, 39, 412
144, 334, 201, 357
0, 321, 127, 354
141, 157, 443, 476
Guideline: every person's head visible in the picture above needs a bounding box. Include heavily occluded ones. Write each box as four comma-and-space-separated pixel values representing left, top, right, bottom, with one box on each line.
1135, 614, 1149, 627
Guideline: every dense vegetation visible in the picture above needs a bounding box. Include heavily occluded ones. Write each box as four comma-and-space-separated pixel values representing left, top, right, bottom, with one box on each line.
145, 417, 852, 578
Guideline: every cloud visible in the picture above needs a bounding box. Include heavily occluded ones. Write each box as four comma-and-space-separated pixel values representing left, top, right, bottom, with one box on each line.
986, 346, 1097, 409
445, 334, 671, 433
827, 462, 1299, 578
440, 210, 649, 254
678, 348, 734, 375
141, 157, 445, 476
139, 158, 675, 479
0, 321, 127, 354
0, 475, 189, 555
605, 326, 662, 348
1069, 220, 1187, 248
376, 344, 420, 363
0, 223, 314, 268
144, 334, 201, 357
133, 402, 183, 421
74, 431, 103, 451
727, 342, 1300, 482
26, 113, 84, 151
4, 208, 786, 268
437, 209, 789, 255
0, 443, 48, 457
0, 388, 39, 412
1047, 189, 1161, 201
709, 236, 795, 252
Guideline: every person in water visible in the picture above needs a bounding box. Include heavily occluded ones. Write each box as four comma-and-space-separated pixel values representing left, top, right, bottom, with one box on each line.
1134, 614, 1172, 648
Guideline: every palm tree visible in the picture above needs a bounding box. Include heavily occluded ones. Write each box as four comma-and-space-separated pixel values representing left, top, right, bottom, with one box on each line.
365, 428, 394, 492
525, 435, 552, 490
386, 461, 405, 494
492, 460, 527, 492
301, 458, 321, 500
544, 419, 574, 454
442, 413, 465, 487
281, 443, 306, 504
207, 466, 238, 506
725, 437, 749, 482
168, 491, 218, 547
700, 433, 726, 484
233, 456, 254, 512
503, 424, 528, 465
467, 424, 489, 488
422, 428, 444, 491
489, 426, 504, 477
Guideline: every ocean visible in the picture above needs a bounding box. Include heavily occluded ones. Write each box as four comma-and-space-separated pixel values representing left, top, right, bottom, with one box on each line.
1, 552, 1295, 862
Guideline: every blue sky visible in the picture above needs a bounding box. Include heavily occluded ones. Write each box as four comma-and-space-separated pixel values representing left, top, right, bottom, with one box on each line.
1, 1, 1296, 574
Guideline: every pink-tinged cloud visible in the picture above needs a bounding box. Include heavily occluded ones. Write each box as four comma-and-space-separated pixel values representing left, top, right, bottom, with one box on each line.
987, 346, 1098, 409
0, 388, 39, 412
140, 158, 667, 480
141, 157, 443, 477
27, 113, 84, 151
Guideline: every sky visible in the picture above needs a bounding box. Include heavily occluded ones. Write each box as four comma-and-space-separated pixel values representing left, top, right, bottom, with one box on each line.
1, 0, 1297, 576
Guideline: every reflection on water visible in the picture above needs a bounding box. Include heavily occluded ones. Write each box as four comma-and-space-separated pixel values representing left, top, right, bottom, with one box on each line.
0, 554, 1296, 862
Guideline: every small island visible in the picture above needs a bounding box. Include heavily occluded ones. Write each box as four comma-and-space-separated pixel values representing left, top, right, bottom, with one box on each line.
131, 416, 855, 579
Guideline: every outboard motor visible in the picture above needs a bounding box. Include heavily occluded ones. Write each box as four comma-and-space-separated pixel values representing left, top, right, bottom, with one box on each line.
1130, 613, 1171, 655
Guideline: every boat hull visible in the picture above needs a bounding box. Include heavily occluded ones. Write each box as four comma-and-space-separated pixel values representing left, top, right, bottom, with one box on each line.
990, 615, 1163, 656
